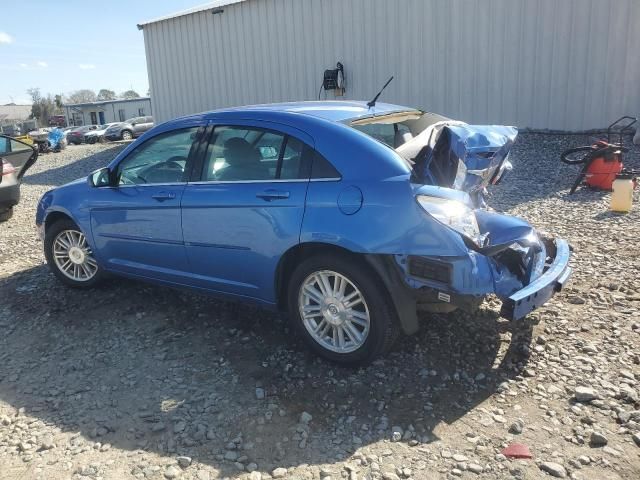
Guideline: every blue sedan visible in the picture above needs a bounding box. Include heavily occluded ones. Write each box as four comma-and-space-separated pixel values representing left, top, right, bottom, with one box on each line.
36, 101, 571, 365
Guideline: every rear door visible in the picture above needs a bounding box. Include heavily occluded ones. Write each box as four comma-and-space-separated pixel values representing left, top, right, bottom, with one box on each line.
181, 121, 313, 302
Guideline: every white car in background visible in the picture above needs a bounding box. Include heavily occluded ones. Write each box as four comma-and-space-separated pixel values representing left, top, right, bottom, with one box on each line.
84, 123, 119, 144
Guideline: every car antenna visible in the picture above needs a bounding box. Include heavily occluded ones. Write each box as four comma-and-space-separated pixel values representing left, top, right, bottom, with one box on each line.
367, 76, 394, 109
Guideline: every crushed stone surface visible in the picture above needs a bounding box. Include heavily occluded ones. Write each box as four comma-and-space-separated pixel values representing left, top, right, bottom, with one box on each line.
0, 136, 639, 479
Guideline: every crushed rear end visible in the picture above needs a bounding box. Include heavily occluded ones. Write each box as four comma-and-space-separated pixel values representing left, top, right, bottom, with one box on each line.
395, 120, 572, 320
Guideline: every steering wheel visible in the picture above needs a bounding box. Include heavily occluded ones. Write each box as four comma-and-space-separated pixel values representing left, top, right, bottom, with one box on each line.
136, 156, 186, 183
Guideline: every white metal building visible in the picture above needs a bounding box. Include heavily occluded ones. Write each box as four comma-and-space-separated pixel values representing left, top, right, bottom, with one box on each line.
63, 97, 152, 127
139, 0, 640, 131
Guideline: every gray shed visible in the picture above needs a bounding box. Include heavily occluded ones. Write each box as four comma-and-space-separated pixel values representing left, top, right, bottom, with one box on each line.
63, 98, 152, 127
139, 0, 640, 130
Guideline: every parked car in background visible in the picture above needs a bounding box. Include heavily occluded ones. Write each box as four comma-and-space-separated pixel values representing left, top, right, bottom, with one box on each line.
67, 125, 98, 145
1, 134, 37, 222
49, 115, 67, 128
1, 124, 21, 137
84, 123, 119, 144
36, 101, 571, 365
103, 116, 154, 141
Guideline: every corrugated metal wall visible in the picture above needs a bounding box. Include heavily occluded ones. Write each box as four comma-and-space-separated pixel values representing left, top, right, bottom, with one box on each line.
142, 0, 640, 130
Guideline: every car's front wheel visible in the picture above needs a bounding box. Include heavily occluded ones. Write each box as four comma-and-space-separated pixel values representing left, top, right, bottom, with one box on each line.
121, 130, 133, 141
44, 219, 103, 288
287, 254, 399, 365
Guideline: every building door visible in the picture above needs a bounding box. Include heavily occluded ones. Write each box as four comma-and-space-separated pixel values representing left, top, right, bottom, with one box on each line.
90, 111, 98, 125
98, 111, 105, 124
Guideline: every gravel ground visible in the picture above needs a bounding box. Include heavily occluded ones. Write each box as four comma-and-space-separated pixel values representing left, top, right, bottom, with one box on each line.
0, 135, 639, 480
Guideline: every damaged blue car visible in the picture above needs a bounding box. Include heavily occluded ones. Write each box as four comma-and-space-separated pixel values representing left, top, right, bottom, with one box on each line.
36, 101, 571, 365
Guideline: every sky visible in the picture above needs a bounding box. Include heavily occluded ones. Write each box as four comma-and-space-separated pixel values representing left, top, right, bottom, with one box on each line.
0, 0, 208, 105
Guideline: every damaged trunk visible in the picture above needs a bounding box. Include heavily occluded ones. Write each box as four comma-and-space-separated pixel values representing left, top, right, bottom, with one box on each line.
397, 122, 517, 207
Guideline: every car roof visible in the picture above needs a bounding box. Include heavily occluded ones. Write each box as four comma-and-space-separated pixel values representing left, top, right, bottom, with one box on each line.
199, 101, 416, 123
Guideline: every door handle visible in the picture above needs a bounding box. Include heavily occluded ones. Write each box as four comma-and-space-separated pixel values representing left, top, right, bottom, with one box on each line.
256, 190, 290, 201
151, 192, 176, 201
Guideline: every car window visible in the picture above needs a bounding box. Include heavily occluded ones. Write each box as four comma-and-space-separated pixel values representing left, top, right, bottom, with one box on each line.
9, 139, 31, 153
352, 123, 411, 147
279, 137, 307, 180
0, 137, 32, 154
202, 126, 305, 182
310, 150, 341, 179
117, 127, 199, 185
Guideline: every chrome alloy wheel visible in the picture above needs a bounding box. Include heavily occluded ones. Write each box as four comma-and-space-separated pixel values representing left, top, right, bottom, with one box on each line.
52, 229, 98, 281
298, 270, 370, 353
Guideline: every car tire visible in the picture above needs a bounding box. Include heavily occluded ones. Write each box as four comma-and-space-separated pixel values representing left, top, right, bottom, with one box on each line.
121, 130, 133, 141
287, 253, 400, 366
0, 207, 13, 223
44, 218, 104, 289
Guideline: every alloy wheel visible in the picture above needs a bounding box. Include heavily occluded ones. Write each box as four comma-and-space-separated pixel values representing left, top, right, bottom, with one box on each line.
298, 270, 370, 353
52, 229, 99, 282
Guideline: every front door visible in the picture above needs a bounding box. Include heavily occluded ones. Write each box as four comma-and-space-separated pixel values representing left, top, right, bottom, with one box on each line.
90, 111, 98, 125
89, 126, 202, 283
98, 111, 105, 124
181, 122, 312, 302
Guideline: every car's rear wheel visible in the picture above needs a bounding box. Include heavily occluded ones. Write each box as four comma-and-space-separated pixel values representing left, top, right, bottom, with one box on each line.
287, 254, 399, 366
121, 130, 133, 141
44, 219, 103, 288
0, 207, 13, 223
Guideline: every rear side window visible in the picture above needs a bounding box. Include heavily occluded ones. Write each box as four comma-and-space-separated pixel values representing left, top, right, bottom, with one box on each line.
310, 150, 341, 179
201, 126, 308, 182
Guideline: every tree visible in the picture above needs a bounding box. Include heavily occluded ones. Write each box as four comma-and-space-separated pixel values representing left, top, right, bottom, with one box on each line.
121, 90, 140, 100
27, 87, 59, 125
97, 89, 116, 101
66, 89, 97, 104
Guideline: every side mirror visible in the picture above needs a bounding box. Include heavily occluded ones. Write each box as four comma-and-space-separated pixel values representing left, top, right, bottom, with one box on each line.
88, 167, 112, 187
131, 122, 137, 126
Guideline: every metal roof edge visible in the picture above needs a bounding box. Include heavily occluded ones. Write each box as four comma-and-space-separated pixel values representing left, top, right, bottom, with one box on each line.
137, 0, 249, 29
62, 97, 151, 108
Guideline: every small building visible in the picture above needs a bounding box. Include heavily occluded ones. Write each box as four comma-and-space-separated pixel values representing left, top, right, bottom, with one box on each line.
63, 97, 152, 127
0, 104, 34, 135
138, 0, 640, 131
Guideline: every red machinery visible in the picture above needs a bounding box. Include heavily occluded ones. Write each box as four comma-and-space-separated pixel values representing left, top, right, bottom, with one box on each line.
561, 116, 637, 194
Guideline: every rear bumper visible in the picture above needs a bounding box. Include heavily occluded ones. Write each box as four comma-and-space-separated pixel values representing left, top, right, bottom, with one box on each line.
401, 236, 572, 320
371, 234, 571, 334
500, 239, 571, 320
